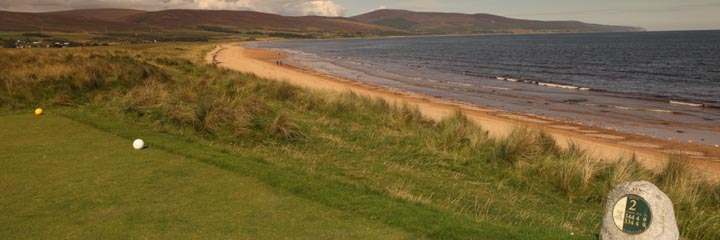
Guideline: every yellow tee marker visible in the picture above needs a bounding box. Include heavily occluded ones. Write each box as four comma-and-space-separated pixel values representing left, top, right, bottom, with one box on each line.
35, 108, 43, 115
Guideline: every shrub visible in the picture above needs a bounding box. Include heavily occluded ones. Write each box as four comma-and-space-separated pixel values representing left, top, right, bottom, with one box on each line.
494, 128, 558, 164
434, 110, 486, 151
268, 112, 305, 141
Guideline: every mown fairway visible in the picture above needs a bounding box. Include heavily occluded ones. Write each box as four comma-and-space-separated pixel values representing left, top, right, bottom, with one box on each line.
0, 113, 411, 239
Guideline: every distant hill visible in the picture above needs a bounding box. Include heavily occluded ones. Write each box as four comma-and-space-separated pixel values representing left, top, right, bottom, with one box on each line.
0, 9, 401, 35
121, 9, 399, 33
352, 9, 644, 34
0, 10, 146, 32
47, 8, 147, 22
0, 8, 643, 36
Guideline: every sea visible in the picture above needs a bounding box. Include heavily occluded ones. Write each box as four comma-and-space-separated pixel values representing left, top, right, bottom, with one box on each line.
248, 31, 720, 145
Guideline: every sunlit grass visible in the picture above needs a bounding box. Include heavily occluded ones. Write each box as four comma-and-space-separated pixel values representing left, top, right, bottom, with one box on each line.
0, 113, 412, 239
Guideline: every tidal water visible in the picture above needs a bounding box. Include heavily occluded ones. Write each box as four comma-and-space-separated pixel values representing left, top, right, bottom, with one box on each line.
249, 31, 720, 145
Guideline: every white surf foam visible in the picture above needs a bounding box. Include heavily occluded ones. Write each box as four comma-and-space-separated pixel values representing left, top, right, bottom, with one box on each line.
670, 100, 704, 107
494, 76, 590, 91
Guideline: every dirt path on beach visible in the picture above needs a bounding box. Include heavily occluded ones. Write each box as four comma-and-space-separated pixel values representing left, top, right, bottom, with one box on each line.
207, 43, 720, 179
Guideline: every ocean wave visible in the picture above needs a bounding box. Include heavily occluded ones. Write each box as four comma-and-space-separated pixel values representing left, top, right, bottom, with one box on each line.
450, 82, 473, 87
581, 102, 676, 114
670, 100, 705, 107
613, 106, 634, 110
604, 105, 675, 114
480, 85, 512, 90
649, 109, 674, 113
538, 82, 579, 90
495, 76, 591, 91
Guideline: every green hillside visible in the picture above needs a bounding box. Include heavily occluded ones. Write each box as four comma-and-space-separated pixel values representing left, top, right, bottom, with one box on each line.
352, 9, 645, 34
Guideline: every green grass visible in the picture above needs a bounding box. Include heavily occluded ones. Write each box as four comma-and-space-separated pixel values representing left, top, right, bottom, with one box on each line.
1, 43, 718, 239
59, 107, 579, 239
0, 113, 412, 239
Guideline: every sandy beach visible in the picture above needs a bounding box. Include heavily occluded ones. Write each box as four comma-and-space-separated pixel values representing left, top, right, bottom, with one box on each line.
208, 43, 720, 179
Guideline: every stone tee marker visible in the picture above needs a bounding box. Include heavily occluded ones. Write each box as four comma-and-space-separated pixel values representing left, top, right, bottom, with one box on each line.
601, 181, 679, 240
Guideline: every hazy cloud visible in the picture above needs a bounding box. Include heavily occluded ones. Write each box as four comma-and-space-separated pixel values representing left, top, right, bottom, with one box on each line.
0, 0, 346, 16
516, 3, 720, 17
280, 1, 345, 16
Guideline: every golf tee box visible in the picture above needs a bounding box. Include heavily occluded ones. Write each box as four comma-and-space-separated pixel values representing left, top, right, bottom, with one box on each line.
600, 181, 679, 240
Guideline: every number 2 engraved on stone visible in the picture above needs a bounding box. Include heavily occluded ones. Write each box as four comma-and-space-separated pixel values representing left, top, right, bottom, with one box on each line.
629, 199, 637, 211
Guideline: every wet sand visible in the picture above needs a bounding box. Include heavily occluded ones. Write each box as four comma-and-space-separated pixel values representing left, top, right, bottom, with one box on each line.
207, 43, 720, 180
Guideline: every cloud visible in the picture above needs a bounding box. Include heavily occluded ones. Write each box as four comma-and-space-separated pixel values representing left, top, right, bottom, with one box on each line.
517, 3, 720, 17
280, 1, 345, 16
0, 0, 345, 16
190, 0, 257, 10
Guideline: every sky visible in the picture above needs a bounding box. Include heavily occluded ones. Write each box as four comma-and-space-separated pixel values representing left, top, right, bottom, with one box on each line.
1, 0, 719, 31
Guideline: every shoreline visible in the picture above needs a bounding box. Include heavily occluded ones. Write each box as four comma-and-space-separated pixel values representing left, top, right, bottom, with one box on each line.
249, 36, 720, 146
207, 43, 720, 179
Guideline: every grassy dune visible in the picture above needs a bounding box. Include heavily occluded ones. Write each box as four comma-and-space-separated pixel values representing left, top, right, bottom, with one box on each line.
1, 43, 718, 239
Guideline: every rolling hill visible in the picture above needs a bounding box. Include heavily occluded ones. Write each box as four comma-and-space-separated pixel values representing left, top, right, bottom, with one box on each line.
0, 10, 147, 32
0, 9, 400, 34
122, 9, 400, 33
0, 8, 643, 35
47, 8, 147, 21
351, 9, 645, 34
